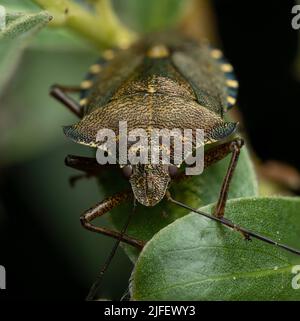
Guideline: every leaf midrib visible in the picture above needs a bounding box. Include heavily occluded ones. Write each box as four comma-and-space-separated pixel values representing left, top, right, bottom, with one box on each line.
134, 264, 293, 299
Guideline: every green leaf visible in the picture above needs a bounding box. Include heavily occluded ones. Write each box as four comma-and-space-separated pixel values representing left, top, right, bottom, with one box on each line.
0, 10, 52, 95
131, 197, 300, 300
1, 11, 52, 39
107, 146, 258, 262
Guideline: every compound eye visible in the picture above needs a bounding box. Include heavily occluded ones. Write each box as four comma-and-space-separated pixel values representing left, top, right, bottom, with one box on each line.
168, 165, 179, 178
122, 165, 133, 179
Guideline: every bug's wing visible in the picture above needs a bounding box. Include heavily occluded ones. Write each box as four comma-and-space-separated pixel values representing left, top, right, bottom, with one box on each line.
82, 49, 144, 115
63, 99, 127, 148
149, 95, 237, 165
172, 42, 238, 115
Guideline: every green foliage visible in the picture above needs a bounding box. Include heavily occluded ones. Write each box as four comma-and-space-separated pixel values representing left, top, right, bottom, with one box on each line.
0, 3, 99, 165
131, 197, 300, 300
0, 11, 51, 39
0, 11, 52, 94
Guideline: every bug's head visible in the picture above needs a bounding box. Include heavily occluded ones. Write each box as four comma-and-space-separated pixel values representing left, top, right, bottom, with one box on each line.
123, 164, 172, 207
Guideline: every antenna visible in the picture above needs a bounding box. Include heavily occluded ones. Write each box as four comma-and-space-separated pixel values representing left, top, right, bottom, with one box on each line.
86, 199, 137, 301
168, 195, 300, 256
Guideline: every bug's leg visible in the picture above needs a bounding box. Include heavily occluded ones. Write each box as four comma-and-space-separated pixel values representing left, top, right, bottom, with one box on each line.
66, 155, 101, 187
80, 191, 145, 249
212, 138, 244, 218
174, 138, 244, 217
65, 154, 106, 172
65, 155, 117, 186
175, 138, 244, 181
196, 138, 249, 240
50, 84, 84, 118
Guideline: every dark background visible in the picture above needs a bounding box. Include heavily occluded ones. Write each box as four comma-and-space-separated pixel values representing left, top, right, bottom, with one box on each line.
214, 0, 300, 167
0, 0, 299, 300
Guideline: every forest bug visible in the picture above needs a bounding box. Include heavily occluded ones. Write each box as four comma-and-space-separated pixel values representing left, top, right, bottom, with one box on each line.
50, 33, 300, 299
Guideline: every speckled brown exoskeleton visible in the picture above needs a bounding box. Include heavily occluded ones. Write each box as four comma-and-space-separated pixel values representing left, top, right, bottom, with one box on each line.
50, 33, 300, 300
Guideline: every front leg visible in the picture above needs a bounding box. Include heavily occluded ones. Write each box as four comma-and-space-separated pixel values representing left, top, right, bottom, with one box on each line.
185, 138, 244, 218
212, 138, 244, 218
173, 138, 244, 218
65, 154, 118, 186
80, 190, 145, 249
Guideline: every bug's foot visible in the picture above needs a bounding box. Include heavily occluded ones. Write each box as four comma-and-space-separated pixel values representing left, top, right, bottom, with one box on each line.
230, 138, 244, 152
240, 231, 251, 241
212, 203, 225, 218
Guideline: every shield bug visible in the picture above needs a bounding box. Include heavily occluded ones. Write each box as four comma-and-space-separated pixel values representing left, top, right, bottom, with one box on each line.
50, 33, 300, 298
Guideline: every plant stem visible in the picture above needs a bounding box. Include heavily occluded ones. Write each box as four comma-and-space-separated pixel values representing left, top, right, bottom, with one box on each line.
32, 0, 137, 50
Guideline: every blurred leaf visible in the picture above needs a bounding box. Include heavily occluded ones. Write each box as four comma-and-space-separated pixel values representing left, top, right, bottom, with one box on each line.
30, 27, 97, 52
0, 0, 38, 11
0, 49, 98, 165
0, 11, 51, 39
131, 197, 300, 300
0, 10, 52, 95
113, 0, 191, 33
0, 40, 24, 96
106, 147, 258, 262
